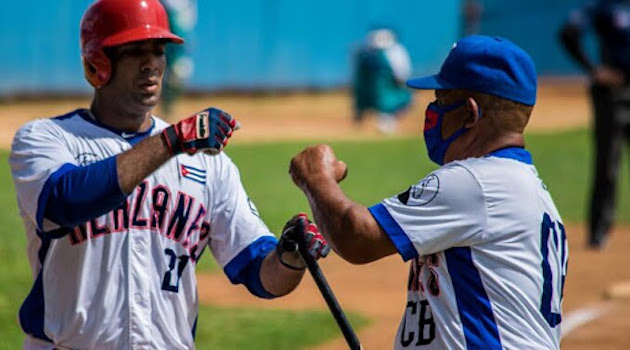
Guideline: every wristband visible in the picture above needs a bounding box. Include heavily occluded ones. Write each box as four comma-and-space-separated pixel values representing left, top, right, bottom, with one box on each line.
162, 126, 183, 155
276, 245, 306, 271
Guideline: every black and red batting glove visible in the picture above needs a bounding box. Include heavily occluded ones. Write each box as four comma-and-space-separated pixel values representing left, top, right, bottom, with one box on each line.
162, 107, 238, 156
277, 213, 331, 270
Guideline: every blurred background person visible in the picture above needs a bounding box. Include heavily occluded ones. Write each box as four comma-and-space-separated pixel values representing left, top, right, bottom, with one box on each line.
351, 27, 413, 135
559, 0, 630, 249
160, 0, 197, 119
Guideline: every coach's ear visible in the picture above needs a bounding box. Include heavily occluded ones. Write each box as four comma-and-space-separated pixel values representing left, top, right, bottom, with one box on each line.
464, 97, 481, 128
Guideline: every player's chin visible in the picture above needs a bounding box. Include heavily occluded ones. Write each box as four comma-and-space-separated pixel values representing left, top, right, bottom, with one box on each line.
136, 92, 161, 108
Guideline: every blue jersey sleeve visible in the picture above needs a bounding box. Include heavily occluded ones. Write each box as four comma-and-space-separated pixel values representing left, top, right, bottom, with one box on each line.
41, 156, 127, 232
223, 236, 279, 299
369, 203, 417, 261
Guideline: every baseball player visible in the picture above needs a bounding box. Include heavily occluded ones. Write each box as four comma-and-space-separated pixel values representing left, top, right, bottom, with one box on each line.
559, 0, 630, 249
290, 36, 568, 349
10, 0, 329, 349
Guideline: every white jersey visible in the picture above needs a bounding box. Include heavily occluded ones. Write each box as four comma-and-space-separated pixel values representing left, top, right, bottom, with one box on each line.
369, 148, 568, 350
10, 109, 274, 349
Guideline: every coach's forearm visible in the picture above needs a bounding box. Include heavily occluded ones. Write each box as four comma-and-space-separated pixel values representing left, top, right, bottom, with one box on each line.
116, 133, 172, 194
304, 181, 367, 262
260, 250, 305, 297
302, 179, 395, 264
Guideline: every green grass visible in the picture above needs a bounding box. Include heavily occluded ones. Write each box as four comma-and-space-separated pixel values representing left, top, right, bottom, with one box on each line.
227, 128, 629, 228
0, 154, 35, 350
1, 128, 629, 349
223, 138, 435, 234
195, 306, 367, 350
526, 128, 630, 223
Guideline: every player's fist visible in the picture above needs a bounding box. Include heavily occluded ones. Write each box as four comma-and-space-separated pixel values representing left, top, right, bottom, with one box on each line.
276, 213, 330, 270
162, 108, 239, 156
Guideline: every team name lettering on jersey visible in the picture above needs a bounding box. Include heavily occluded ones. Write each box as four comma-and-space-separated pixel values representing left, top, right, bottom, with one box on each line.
67, 180, 210, 262
407, 254, 441, 296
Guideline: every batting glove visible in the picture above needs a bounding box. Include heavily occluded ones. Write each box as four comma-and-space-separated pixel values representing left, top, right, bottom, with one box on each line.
277, 213, 331, 270
162, 107, 238, 156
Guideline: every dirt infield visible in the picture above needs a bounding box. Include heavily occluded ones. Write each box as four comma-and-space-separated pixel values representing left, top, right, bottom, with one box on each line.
2, 80, 628, 349
0, 78, 591, 148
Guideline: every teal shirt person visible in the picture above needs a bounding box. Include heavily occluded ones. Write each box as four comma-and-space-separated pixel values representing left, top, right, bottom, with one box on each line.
352, 28, 413, 133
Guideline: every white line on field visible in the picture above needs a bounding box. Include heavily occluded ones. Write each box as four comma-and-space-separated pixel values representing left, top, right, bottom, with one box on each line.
561, 303, 610, 339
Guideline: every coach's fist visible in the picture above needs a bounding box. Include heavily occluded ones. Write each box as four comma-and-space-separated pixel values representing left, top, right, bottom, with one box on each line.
162, 107, 239, 156
276, 213, 330, 270
289, 144, 347, 192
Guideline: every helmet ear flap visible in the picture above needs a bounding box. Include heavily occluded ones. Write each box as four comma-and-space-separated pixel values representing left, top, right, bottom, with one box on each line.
82, 49, 111, 89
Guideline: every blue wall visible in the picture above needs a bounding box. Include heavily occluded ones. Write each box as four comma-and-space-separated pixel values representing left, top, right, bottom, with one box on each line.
0, 0, 596, 95
0, 1, 89, 93
193, 0, 461, 90
0, 0, 461, 95
478, 0, 592, 75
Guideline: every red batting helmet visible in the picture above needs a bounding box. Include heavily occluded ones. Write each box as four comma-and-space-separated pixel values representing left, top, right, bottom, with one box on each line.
80, 0, 184, 88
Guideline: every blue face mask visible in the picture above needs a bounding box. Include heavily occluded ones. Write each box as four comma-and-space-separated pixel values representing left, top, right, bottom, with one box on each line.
423, 100, 469, 165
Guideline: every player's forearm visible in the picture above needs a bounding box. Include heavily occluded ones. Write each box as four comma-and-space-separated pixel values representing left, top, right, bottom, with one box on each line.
116, 133, 172, 194
260, 250, 305, 297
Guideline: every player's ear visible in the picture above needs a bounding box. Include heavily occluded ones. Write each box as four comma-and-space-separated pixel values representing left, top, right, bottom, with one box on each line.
464, 97, 481, 128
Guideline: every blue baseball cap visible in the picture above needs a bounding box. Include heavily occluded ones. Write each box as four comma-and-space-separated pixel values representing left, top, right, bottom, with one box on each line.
406, 35, 537, 106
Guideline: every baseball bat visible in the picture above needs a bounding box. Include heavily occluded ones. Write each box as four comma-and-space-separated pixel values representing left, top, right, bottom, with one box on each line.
297, 241, 363, 350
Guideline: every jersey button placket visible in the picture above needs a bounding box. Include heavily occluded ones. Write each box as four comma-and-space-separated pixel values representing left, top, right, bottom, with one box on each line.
141, 231, 153, 344
129, 230, 138, 347
130, 229, 152, 346
129, 230, 137, 348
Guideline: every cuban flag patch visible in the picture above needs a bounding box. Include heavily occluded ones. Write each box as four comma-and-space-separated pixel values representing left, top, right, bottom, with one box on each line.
181, 164, 207, 185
